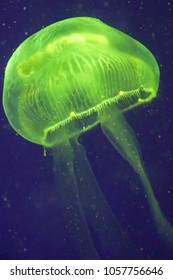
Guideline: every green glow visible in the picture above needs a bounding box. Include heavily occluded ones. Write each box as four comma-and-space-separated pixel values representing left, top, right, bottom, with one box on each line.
3, 17, 173, 258
3, 17, 159, 147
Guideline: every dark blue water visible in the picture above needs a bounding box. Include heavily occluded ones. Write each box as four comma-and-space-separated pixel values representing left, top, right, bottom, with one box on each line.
0, 0, 173, 260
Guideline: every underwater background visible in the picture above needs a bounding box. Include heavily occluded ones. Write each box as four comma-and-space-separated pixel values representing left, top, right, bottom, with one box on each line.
0, 0, 173, 260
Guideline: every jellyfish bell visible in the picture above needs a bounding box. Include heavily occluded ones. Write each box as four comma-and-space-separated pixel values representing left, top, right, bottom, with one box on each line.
3, 17, 159, 147
3, 17, 173, 259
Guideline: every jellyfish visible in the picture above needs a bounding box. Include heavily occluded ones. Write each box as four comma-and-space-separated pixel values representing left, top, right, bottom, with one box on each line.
3, 17, 173, 259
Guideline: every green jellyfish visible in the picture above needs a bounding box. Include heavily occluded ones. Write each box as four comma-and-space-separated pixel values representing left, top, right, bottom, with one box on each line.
3, 17, 173, 259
